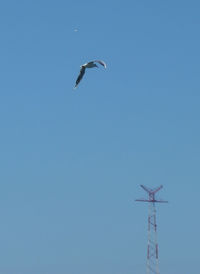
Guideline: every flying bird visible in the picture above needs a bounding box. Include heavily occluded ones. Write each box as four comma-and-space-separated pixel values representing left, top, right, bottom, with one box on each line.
74, 60, 106, 89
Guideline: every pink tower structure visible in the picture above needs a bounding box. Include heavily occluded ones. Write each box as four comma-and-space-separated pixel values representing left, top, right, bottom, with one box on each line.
136, 185, 168, 274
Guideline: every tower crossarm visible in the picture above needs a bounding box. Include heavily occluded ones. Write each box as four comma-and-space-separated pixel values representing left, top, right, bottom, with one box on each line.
135, 199, 168, 203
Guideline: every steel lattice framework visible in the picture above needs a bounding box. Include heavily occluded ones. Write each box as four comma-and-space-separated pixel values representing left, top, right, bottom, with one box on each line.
136, 185, 168, 274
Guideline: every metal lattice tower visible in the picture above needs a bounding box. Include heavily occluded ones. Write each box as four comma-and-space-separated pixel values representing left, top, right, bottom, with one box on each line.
135, 185, 168, 274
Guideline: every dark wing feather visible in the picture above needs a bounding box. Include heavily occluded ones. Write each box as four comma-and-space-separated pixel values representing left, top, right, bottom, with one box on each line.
87, 61, 94, 66
94, 60, 106, 68
75, 66, 86, 88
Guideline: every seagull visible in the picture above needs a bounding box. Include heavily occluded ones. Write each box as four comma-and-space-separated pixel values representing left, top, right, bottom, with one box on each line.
74, 60, 106, 89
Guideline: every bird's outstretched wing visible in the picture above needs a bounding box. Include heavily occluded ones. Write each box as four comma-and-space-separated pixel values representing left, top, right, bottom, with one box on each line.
74, 66, 86, 88
94, 60, 107, 68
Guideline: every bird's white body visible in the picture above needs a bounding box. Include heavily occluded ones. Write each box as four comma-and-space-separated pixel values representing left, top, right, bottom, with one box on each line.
82, 62, 98, 68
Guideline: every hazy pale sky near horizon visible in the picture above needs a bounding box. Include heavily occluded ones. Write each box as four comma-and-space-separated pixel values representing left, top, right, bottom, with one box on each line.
0, 0, 200, 274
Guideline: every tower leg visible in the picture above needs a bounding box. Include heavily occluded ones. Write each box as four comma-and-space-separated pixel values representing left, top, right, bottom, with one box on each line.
147, 202, 159, 274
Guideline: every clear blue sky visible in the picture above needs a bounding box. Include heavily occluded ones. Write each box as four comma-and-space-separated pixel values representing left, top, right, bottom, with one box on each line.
0, 0, 200, 273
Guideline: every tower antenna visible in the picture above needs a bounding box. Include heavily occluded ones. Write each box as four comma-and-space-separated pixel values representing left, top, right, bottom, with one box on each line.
136, 185, 168, 274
